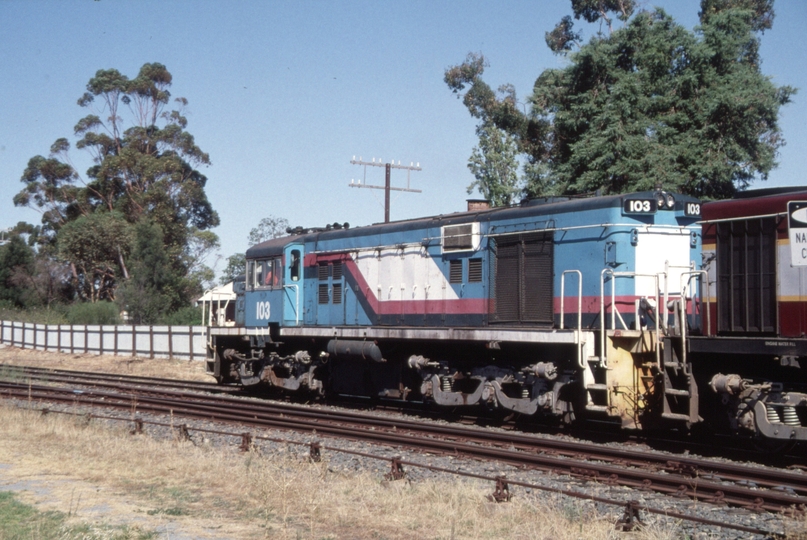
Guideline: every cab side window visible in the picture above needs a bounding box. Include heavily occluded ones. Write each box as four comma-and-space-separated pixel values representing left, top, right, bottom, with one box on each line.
254, 261, 264, 288
272, 258, 282, 287
247, 260, 255, 289
264, 260, 274, 287
290, 250, 301, 282
253, 258, 283, 289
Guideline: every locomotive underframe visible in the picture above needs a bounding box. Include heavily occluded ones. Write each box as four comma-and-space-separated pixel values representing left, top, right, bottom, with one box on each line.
207, 326, 597, 418
690, 337, 807, 441
205, 328, 806, 442
205, 325, 704, 432
205, 309, 807, 441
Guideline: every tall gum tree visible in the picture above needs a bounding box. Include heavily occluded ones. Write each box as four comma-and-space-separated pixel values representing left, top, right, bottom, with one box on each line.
14, 63, 219, 302
445, 0, 795, 199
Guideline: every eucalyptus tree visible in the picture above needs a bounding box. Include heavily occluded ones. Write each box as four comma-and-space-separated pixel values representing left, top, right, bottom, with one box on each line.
445, 0, 794, 199
467, 124, 521, 206
248, 216, 290, 245
14, 63, 219, 302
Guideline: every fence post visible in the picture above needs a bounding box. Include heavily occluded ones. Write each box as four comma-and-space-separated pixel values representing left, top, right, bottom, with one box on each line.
149, 326, 154, 359
84, 326, 89, 354
114, 325, 118, 356
132, 325, 136, 357
188, 325, 194, 361
168, 326, 173, 360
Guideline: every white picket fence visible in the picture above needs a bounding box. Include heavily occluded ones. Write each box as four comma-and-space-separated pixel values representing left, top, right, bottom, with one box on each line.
0, 321, 208, 361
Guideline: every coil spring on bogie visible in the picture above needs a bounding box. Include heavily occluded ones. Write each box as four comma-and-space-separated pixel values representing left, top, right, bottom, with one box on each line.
766, 404, 782, 424
783, 406, 801, 427
441, 376, 452, 393
766, 404, 802, 427
522, 388, 530, 399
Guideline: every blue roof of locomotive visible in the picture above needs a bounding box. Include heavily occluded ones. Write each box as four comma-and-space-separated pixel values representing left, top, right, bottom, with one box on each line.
246, 191, 698, 259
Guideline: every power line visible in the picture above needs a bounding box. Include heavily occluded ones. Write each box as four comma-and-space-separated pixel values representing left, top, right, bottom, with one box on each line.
349, 157, 422, 223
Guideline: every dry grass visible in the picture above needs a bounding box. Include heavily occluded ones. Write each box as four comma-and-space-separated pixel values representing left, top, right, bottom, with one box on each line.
0, 401, 696, 539
0, 406, 640, 540
0, 345, 793, 538
783, 516, 807, 540
0, 344, 210, 381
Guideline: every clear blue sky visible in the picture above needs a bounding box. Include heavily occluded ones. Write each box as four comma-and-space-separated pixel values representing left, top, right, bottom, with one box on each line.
1, 0, 804, 276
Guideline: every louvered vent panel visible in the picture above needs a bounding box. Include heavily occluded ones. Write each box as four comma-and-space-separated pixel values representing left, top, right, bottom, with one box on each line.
449, 259, 463, 283
716, 218, 776, 334
444, 224, 474, 251
469, 258, 483, 282
332, 261, 343, 280
493, 232, 553, 325
521, 233, 553, 323
494, 239, 521, 322
318, 263, 329, 281
318, 284, 329, 304
333, 283, 342, 304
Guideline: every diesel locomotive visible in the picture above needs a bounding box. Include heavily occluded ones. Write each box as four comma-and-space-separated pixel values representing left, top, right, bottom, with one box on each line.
205, 188, 807, 443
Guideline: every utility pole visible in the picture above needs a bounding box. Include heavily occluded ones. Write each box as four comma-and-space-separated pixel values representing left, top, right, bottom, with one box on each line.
349, 157, 422, 223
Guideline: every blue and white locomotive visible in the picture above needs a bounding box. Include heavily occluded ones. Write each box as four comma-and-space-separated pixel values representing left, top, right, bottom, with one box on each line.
207, 189, 712, 433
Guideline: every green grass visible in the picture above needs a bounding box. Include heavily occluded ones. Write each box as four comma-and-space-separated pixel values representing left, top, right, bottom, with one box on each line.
0, 491, 64, 539
0, 491, 157, 540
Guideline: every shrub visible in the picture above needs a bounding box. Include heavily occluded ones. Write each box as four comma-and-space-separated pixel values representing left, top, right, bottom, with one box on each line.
66, 301, 121, 325
0, 303, 69, 324
159, 306, 203, 325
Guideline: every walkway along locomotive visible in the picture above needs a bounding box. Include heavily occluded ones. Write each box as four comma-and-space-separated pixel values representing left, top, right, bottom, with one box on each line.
205, 188, 807, 443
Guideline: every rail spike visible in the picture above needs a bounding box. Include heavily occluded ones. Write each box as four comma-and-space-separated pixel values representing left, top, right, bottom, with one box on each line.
175, 424, 191, 442
130, 418, 144, 435
309, 441, 322, 463
615, 500, 644, 532
385, 457, 407, 481
487, 476, 512, 503
239, 432, 253, 452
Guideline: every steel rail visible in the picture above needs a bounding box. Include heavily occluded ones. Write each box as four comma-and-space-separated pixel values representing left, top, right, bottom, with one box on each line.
0, 365, 807, 494
1, 381, 805, 519
33, 406, 781, 537
2, 366, 807, 498
0, 364, 230, 392
1, 383, 797, 537
6, 365, 807, 495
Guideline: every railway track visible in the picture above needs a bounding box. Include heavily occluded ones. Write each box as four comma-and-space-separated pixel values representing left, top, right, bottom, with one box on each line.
0, 364, 234, 394
0, 365, 805, 534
